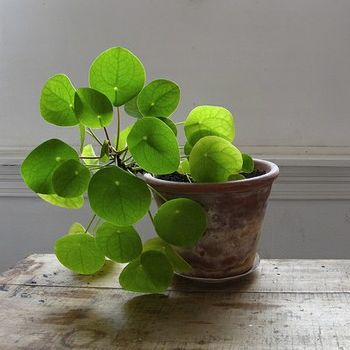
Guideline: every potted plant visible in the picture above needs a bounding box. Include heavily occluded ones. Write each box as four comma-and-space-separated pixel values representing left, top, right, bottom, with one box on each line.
21, 46, 279, 293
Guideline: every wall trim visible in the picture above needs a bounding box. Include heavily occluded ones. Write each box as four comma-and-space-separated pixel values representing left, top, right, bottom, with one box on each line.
1, 146, 350, 200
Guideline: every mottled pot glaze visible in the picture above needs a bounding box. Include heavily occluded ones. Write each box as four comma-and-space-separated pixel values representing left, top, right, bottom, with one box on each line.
144, 159, 279, 279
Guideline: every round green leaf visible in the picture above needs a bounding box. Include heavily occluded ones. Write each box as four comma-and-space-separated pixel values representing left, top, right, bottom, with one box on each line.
115, 124, 134, 151
119, 250, 173, 293
40, 74, 78, 127
95, 222, 142, 263
241, 153, 254, 173
68, 222, 85, 234
127, 117, 180, 174
21, 139, 79, 194
137, 79, 180, 117
74, 88, 113, 128
52, 159, 90, 198
184, 105, 235, 146
124, 96, 143, 119
177, 159, 190, 174
54, 233, 105, 275
89, 47, 146, 107
189, 136, 243, 183
154, 198, 207, 247
88, 167, 151, 226
37, 193, 84, 209
157, 117, 177, 135
143, 237, 191, 273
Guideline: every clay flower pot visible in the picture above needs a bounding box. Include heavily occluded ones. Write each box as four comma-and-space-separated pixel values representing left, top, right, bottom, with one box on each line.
144, 159, 279, 279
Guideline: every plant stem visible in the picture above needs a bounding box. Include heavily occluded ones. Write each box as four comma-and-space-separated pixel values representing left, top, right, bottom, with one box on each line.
147, 210, 154, 224
85, 214, 96, 233
79, 156, 100, 159
147, 184, 168, 202
175, 121, 185, 126
87, 128, 103, 146
103, 127, 111, 144
115, 107, 121, 151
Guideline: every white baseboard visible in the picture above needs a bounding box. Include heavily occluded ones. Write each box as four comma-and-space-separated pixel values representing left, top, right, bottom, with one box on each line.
1, 146, 350, 200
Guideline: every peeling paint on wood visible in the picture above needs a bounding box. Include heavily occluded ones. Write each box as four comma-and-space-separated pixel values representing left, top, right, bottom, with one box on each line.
0, 254, 349, 349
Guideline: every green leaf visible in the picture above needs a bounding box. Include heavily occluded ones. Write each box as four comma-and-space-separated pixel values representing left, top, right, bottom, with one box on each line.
137, 79, 180, 118
157, 117, 177, 135
154, 198, 207, 247
21, 139, 79, 194
68, 222, 85, 234
127, 117, 180, 174
241, 153, 254, 173
143, 237, 191, 273
177, 159, 190, 174
54, 233, 105, 275
184, 142, 193, 157
52, 159, 90, 198
228, 174, 245, 181
81, 144, 99, 166
184, 105, 235, 146
95, 222, 142, 263
115, 124, 133, 151
119, 250, 173, 293
74, 88, 113, 128
124, 97, 143, 119
100, 140, 110, 161
79, 124, 86, 153
89, 47, 146, 106
189, 136, 243, 183
37, 193, 84, 209
40, 74, 78, 127
88, 167, 151, 226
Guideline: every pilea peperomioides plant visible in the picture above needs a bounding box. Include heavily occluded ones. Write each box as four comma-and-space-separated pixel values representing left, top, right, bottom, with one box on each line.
21, 46, 255, 293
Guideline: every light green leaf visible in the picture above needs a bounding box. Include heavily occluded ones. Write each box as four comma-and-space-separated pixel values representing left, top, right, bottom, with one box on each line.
154, 198, 207, 247
81, 144, 99, 166
115, 124, 134, 151
88, 167, 151, 226
119, 250, 173, 293
124, 96, 143, 119
100, 140, 110, 161
228, 174, 245, 181
37, 193, 84, 209
241, 153, 254, 173
54, 233, 105, 275
89, 47, 146, 106
21, 139, 79, 194
79, 123, 86, 153
189, 136, 243, 183
184, 105, 235, 146
52, 159, 90, 198
143, 237, 191, 273
68, 222, 85, 234
40, 74, 78, 127
157, 117, 177, 135
127, 117, 180, 174
95, 222, 142, 263
137, 79, 180, 118
177, 159, 190, 174
74, 88, 113, 128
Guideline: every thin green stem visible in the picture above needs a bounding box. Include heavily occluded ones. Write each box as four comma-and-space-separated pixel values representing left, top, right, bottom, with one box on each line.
79, 156, 100, 159
175, 121, 185, 125
103, 127, 111, 144
115, 107, 121, 151
147, 210, 154, 224
87, 128, 103, 146
147, 184, 167, 202
85, 214, 97, 233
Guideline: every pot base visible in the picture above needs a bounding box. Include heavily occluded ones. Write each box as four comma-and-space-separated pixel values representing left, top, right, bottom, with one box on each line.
175, 254, 260, 283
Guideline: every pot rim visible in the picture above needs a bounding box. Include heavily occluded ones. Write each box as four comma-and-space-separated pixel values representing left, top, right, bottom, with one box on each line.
143, 158, 279, 193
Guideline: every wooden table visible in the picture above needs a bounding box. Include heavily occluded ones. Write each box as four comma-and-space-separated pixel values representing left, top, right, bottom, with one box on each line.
0, 255, 349, 349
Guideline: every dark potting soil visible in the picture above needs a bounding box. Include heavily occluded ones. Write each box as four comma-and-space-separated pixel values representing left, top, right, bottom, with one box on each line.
156, 169, 266, 183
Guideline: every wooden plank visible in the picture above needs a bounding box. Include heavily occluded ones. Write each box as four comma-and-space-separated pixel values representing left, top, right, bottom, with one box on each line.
1, 254, 349, 293
0, 284, 349, 349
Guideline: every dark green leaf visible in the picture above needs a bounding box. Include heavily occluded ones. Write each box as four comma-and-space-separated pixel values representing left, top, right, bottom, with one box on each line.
124, 96, 143, 119
157, 117, 177, 135
241, 153, 254, 173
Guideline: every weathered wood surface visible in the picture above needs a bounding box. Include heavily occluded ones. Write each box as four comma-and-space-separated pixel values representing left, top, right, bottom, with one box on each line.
0, 255, 349, 349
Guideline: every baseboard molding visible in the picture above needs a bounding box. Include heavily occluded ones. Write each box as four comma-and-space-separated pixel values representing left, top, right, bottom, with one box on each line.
1, 146, 350, 200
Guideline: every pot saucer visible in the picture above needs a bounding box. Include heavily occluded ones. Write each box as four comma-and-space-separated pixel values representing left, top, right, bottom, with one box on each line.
175, 254, 260, 283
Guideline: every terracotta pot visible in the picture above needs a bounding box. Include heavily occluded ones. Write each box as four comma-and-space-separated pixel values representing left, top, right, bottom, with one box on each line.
144, 159, 279, 279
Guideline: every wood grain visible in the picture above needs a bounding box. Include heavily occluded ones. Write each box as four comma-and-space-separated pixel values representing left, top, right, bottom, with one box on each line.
0, 254, 349, 349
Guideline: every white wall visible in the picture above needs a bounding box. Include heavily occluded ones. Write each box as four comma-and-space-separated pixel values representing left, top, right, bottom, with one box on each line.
0, 0, 350, 271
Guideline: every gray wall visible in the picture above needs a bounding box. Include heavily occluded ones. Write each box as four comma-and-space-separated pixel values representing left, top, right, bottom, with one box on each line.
1, 0, 350, 271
